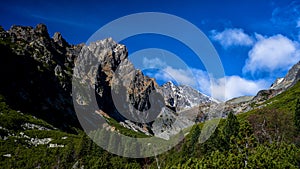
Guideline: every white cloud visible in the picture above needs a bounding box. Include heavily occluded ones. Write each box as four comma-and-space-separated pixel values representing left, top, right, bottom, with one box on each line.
143, 57, 167, 68
211, 76, 269, 101
153, 67, 212, 94
152, 67, 209, 95
243, 34, 300, 74
151, 64, 268, 101
154, 66, 196, 87
140, 57, 270, 101
211, 28, 254, 48
191, 68, 212, 96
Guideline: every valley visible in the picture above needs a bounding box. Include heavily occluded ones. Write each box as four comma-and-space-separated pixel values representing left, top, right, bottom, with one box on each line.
0, 24, 299, 168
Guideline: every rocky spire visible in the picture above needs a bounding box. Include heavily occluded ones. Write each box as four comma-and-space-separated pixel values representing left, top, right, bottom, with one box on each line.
35, 23, 49, 37
53, 32, 69, 47
271, 61, 300, 90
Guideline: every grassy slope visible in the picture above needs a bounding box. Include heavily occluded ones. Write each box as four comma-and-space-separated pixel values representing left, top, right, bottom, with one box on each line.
160, 81, 300, 168
0, 81, 299, 168
0, 94, 146, 168
238, 81, 300, 121
0, 95, 84, 168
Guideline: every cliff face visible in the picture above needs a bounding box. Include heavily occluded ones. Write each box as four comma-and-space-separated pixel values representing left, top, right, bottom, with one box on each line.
0, 24, 82, 132
73, 38, 214, 138
161, 81, 214, 111
73, 38, 165, 134
5, 24, 299, 139
223, 61, 300, 116
0, 24, 214, 137
271, 61, 300, 90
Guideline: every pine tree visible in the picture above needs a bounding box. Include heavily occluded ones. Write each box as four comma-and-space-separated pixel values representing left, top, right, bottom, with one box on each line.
295, 99, 300, 131
189, 125, 201, 156
200, 126, 225, 154
191, 125, 201, 145
77, 134, 88, 158
223, 112, 240, 143
182, 125, 201, 158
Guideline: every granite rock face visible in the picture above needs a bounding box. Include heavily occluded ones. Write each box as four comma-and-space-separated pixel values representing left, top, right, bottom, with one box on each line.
0, 24, 82, 132
271, 61, 300, 90
73, 38, 214, 137
3, 24, 299, 139
161, 81, 215, 111
222, 61, 300, 117
1, 24, 191, 137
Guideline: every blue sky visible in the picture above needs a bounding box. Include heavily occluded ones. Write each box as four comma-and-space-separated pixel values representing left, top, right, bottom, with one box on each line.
1, 0, 300, 100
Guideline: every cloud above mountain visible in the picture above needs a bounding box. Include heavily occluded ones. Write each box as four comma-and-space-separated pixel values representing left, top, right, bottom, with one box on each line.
142, 57, 268, 101
243, 34, 300, 75
211, 76, 269, 101
153, 66, 196, 87
142, 57, 167, 68
211, 28, 254, 48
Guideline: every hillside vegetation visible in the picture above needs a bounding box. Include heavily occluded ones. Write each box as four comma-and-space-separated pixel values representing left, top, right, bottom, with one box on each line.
1, 24, 300, 168
1, 81, 300, 168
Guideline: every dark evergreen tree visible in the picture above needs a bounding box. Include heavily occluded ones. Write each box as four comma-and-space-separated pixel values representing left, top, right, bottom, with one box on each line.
295, 99, 300, 131
189, 125, 201, 156
223, 112, 240, 144
77, 134, 89, 159
181, 125, 201, 158
200, 126, 226, 154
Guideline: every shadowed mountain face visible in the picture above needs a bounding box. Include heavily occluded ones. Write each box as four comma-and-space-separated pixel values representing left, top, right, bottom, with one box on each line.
0, 24, 82, 132
1, 23, 300, 169
0, 24, 215, 137
72, 37, 216, 138
1, 24, 299, 139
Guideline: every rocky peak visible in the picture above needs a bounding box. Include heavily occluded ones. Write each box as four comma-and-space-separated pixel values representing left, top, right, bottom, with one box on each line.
9, 25, 35, 42
88, 38, 127, 72
53, 32, 69, 47
0, 23, 224, 138
0, 24, 82, 132
0, 26, 5, 33
162, 81, 178, 91
75, 38, 128, 88
160, 81, 214, 112
35, 24, 49, 37
7, 24, 51, 43
74, 38, 165, 133
223, 60, 300, 117
271, 61, 300, 90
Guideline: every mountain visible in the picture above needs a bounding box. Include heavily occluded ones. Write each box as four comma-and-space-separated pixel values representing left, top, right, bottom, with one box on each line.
73, 38, 215, 139
153, 82, 217, 139
1, 23, 300, 138
0, 23, 300, 168
2, 23, 299, 139
271, 61, 300, 90
73, 37, 162, 135
0, 24, 214, 139
222, 61, 300, 116
0, 24, 81, 132
161, 81, 215, 111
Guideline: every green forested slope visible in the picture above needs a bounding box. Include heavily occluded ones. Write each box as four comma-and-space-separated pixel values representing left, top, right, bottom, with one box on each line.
1, 80, 300, 168
157, 81, 300, 168
0, 95, 143, 168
